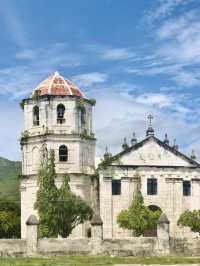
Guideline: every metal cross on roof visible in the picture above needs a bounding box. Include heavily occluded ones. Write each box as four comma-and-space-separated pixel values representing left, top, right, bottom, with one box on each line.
147, 114, 154, 126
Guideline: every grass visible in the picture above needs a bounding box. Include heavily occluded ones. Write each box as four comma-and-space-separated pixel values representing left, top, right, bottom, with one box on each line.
0, 256, 200, 266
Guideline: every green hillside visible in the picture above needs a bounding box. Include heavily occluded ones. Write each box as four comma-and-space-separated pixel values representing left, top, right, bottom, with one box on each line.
0, 157, 21, 201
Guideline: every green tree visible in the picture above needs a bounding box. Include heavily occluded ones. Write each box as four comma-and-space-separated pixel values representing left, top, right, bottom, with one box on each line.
0, 199, 20, 238
35, 148, 93, 238
178, 210, 200, 234
117, 173, 161, 236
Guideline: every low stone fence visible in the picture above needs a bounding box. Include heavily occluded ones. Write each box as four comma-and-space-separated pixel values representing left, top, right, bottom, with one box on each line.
0, 213, 199, 257
0, 239, 26, 256
170, 237, 200, 256
38, 238, 91, 255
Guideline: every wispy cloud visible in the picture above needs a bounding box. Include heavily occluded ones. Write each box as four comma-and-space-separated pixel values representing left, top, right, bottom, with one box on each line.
0, 44, 84, 99
0, 1, 28, 48
146, 0, 194, 23
0, 101, 22, 160
72, 72, 108, 87
135, 93, 174, 108
101, 48, 136, 61
86, 44, 136, 61
91, 82, 198, 159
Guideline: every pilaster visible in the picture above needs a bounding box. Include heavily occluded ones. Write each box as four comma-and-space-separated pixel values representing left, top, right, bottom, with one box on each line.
100, 174, 112, 238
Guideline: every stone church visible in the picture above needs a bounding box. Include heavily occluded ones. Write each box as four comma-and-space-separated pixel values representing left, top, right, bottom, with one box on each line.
20, 72, 200, 239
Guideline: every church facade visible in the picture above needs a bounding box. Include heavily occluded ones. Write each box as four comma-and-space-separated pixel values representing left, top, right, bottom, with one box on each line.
99, 128, 200, 238
20, 72, 200, 239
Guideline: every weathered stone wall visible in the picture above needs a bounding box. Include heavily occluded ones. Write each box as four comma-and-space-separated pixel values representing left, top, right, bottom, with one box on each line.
0, 239, 26, 256
170, 237, 200, 256
38, 238, 91, 255
0, 237, 200, 257
101, 238, 157, 256
100, 165, 200, 238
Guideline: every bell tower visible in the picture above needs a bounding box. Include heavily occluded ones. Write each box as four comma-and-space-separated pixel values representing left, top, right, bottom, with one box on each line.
20, 72, 96, 238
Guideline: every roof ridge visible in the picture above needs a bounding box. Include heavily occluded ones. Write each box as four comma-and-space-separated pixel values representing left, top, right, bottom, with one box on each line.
111, 136, 200, 167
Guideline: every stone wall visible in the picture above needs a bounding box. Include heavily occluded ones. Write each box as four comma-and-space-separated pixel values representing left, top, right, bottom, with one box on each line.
1, 237, 200, 257
0, 214, 200, 257
170, 237, 200, 256
0, 239, 26, 256
38, 238, 91, 255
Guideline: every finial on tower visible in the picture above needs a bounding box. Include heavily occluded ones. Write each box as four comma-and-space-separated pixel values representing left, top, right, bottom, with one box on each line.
131, 132, 137, 146
173, 139, 179, 150
146, 114, 155, 137
54, 71, 60, 76
164, 133, 169, 145
191, 149, 197, 160
122, 137, 129, 151
104, 146, 112, 159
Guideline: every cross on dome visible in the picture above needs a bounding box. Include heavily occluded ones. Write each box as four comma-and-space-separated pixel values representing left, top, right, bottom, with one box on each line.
146, 114, 155, 137
147, 114, 153, 126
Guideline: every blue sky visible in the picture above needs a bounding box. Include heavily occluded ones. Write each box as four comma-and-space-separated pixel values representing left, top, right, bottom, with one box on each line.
0, 0, 200, 161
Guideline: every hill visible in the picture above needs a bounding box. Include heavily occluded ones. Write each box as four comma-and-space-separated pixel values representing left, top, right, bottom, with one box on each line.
0, 157, 21, 201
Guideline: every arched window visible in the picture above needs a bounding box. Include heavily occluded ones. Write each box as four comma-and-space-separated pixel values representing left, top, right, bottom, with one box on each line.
81, 107, 86, 127
57, 104, 65, 124
33, 106, 39, 126
59, 145, 68, 162
144, 205, 162, 237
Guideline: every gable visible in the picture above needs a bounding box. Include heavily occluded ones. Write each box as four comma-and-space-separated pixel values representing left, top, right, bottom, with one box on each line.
112, 138, 197, 167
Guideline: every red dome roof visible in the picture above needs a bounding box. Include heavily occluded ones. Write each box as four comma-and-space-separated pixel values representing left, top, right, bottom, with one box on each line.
33, 72, 84, 98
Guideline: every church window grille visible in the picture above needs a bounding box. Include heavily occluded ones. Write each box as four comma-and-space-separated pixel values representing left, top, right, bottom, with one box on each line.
33, 106, 40, 126
183, 181, 191, 196
59, 145, 68, 162
112, 180, 121, 195
147, 178, 157, 195
57, 104, 65, 124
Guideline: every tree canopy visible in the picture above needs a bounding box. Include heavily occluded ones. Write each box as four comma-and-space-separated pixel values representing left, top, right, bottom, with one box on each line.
117, 173, 161, 236
0, 199, 20, 238
178, 210, 200, 234
35, 148, 93, 238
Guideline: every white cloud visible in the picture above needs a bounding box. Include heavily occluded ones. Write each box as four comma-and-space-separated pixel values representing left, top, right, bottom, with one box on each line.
91, 85, 199, 160
16, 49, 37, 60
135, 93, 174, 108
86, 44, 136, 61
0, 44, 83, 99
146, 0, 193, 23
72, 72, 108, 87
0, 1, 28, 48
128, 9, 200, 88
101, 48, 136, 61
0, 101, 22, 160
156, 11, 200, 64
171, 71, 199, 87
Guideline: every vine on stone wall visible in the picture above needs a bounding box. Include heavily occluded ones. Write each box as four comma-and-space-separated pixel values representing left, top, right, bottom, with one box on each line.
21, 130, 30, 141
80, 129, 96, 140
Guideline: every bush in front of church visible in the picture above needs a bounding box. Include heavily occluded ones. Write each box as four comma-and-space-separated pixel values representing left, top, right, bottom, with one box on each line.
178, 210, 200, 234
117, 173, 161, 236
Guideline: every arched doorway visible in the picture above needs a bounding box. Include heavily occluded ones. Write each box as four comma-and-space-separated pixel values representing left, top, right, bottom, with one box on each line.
144, 205, 162, 237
